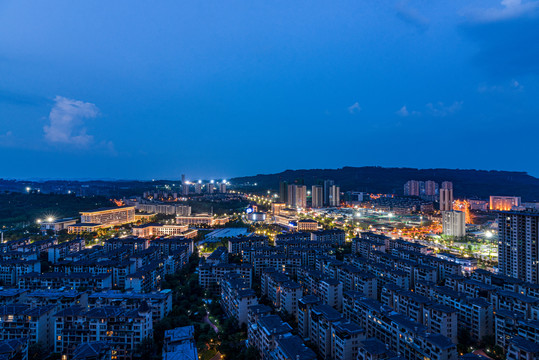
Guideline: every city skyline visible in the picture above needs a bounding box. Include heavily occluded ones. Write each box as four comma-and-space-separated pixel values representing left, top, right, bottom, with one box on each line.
1, 0, 539, 179
2, 1, 539, 359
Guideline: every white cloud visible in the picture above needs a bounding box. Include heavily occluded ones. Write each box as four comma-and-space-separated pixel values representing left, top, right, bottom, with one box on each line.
0, 130, 14, 147
466, 0, 539, 22
396, 1, 430, 31
478, 79, 524, 92
0, 130, 33, 150
396, 105, 421, 117
396, 106, 410, 117
44, 96, 99, 147
426, 101, 463, 116
348, 102, 361, 114
511, 79, 524, 90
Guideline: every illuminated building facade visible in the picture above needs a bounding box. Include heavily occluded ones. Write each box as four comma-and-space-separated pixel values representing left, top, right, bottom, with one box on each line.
67, 223, 103, 234
132, 224, 197, 238
271, 202, 286, 216
469, 200, 488, 211
40, 218, 78, 234
176, 214, 229, 226
297, 219, 319, 232
80, 206, 135, 227
490, 196, 522, 211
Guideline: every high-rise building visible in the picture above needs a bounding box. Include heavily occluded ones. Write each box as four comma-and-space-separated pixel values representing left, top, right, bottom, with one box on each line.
312, 185, 323, 208
329, 185, 340, 207
490, 196, 522, 211
287, 184, 306, 209
219, 182, 227, 193
442, 210, 465, 237
195, 182, 202, 194
404, 180, 420, 196
182, 180, 190, 196
498, 211, 539, 283
207, 183, 215, 194
441, 181, 453, 190
279, 181, 288, 204
425, 180, 437, 198
440, 181, 454, 211
296, 185, 307, 209
323, 180, 335, 206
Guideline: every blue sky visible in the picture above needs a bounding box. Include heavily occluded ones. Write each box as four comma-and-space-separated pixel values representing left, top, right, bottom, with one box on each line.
1, 0, 538, 179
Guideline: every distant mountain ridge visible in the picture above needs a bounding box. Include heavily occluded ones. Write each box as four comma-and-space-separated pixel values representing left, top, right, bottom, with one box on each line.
231, 166, 539, 201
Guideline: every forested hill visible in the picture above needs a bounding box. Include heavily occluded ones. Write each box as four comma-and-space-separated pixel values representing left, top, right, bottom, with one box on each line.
231, 166, 539, 201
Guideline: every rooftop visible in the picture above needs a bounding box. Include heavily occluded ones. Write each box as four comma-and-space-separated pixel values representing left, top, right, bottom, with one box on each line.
275, 335, 317, 360
510, 336, 539, 353
164, 325, 195, 342
359, 338, 395, 356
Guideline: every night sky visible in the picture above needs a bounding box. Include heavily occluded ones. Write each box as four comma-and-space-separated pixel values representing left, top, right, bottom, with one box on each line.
1, 0, 538, 179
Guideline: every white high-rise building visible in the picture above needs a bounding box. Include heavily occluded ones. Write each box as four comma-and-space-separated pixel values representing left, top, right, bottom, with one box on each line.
329, 185, 340, 207
498, 211, 539, 283
442, 210, 465, 237
288, 184, 307, 209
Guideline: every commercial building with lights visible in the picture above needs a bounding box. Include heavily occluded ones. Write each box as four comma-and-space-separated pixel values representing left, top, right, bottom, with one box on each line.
132, 223, 197, 238
80, 206, 136, 227
176, 214, 229, 226
67, 223, 103, 234
297, 219, 318, 232
39, 217, 77, 233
